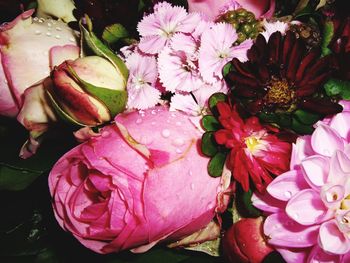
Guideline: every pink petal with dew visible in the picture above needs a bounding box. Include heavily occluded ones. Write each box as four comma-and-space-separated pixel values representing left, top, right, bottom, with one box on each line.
144, 144, 220, 242
311, 124, 344, 157
328, 150, 350, 184
290, 135, 314, 169
320, 184, 345, 210
307, 245, 342, 263
0, 53, 18, 117
231, 39, 253, 62
264, 212, 320, 248
49, 45, 79, 70
286, 189, 330, 226
301, 155, 330, 190
276, 247, 311, 263
329, 112, 350, 141
319, 220, 350, 255
170, 94, 201, 116
0, 10, 77, 106
199, 23, 237, 83
251, 191, 285, 214
267, 169, 309, 201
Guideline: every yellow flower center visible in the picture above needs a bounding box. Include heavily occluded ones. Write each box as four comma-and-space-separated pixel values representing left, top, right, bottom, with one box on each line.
264, 78, 296, 112
245, 136, 260, 153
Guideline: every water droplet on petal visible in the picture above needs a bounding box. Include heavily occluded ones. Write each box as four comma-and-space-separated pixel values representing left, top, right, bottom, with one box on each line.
33, 17, 39, 22
161, 129, 170, 138
35, 30, 41, 35
101, 131, 110, 138
46, 32, 52, 37
69, 37, 75, 42
56, 27, 62, 31
284, 191, 292, 198
172, 138, 185, 146
55, 35, 61, 39
47, 22, 52, 27
176, 122, 182, 126
190, 183, 195, 190
176, 148, 183, 154
151, 122, 156, 125
136, 118, 142, 124
151, 109, 157, 115
171, 113, 177, 117
189, 171, 193, 176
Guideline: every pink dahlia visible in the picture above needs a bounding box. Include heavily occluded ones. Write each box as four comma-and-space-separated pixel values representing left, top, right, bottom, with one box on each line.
253, 101, 350, 262
198, 22, 252, 84
137, 2, 201, 55
214, 101, 291, 192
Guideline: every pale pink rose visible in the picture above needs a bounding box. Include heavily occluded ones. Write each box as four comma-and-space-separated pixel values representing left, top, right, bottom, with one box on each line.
0, 9, 78, 117
49, 106, 228, 254
187, 0, 275, 21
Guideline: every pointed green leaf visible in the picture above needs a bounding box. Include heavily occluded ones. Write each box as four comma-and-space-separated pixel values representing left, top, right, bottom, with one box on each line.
324, 78, 350, 99
67, 65, 127, 116
46, 90, 86, 127
208, 152, 227, 177
201, 115, 220, 131
293, 109, 320, 125
201, 132, 218, 157
222, 62, 232, 77
208, 93, 227, 117
321, 21, 334, 56
291, 116, 314, 134
80, 16, 129, 82
240, 189, 262, 217
0, 164, 42, 191
102, 24, 129, 45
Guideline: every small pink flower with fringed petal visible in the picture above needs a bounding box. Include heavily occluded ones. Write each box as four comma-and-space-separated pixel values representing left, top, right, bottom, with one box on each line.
253, 101, 350, 262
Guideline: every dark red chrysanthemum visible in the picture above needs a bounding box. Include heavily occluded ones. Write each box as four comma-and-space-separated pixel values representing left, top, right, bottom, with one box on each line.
214, 101, 291, 193
225, 31, 343, 116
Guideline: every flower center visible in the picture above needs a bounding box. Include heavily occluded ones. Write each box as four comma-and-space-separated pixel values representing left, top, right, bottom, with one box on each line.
264, 78, 296, 112
245, 136, 260, 153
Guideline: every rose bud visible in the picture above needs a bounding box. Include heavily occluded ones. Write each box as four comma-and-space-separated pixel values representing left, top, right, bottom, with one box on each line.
222, 217, 274, 263
46, 55, 128, 126
36, 0, 76, 23
49, 106, 229, 254
0, 9, 78, 117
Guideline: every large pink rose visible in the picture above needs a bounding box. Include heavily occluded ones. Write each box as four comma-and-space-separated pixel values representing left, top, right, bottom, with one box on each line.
0, 9, 78, 117
187, 0, 275, 21
49, 106, 227, 254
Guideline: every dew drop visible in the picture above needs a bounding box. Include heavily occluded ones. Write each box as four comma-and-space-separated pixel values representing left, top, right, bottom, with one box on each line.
101, 131, 110, 138
284, 191, 292, 198
293, 213, 299, 220
69, 37, 75, 42
151, 122, 156, 125
190, 183, 195, 190
35, 30, 41, 35
151, 109, 157, 115
171, 113, 177, 117
136, 118, 142, 124
56, 26, 62, 31
172, 138, 185, 146
55, 35, 61, 39
189, 171, 193, 176
176, 148, 183, 154
46, 32, 52, 37
161, 129, 170, 138
47, 22, 52, 27
175, 121, 182, 126
38, 18, 45, 23
33, 17, 39, 22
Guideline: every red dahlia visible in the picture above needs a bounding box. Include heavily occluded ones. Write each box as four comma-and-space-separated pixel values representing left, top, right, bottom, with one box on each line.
225, 31, 342, 116
214, 101, 291, 193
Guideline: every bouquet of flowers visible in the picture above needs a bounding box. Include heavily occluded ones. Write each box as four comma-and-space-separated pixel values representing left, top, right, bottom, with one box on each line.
1, 0, 349, 262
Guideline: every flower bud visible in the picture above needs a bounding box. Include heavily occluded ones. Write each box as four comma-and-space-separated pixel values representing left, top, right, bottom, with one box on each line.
46, 56, 128, 126
36, 0, 76, 23
222, 217, 273, 263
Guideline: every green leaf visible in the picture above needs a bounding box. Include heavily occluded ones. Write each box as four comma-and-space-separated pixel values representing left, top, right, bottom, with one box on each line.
321, 21, 334, 56
102, 24, 129, 45
277, 113, 292, 128
324, 78, 350, 99
293, 109, 320, 125
291, 117, 314, 134
0, 164, 42, 191
67, 66, 128, 117
201, 132, 218, 157
222, 63, 232, 77
208, 93, 227, 116
258, 112, 279, 124
80, 16, 129, 82
236, 188, 262, 217
262, 251, 286, 263
201, 115, 220, 131
208, 152, 227, 177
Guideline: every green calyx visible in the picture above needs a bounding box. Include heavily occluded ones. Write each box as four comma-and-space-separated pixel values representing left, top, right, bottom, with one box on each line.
218, 8, 263, 44
201, 93, 230, 178
79, 15, 129, 83
66, 65, 127, 117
